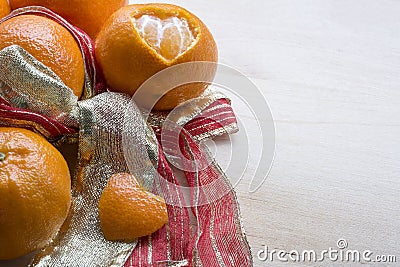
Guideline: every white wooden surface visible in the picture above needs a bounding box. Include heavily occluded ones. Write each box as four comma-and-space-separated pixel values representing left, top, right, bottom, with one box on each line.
1, 1, 399, 266
149, 0, 399, 266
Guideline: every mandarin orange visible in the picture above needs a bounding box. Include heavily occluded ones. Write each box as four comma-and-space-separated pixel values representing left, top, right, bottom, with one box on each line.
0, 0, 10, 19
9, 0, 128, 38
0, 127, 71, 260
95, 4, 218, 110
98, 173, 168, 241
0, 14, 85, 98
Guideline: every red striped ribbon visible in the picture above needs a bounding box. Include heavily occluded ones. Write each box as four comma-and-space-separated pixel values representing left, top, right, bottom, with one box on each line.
125, 100, 252, 267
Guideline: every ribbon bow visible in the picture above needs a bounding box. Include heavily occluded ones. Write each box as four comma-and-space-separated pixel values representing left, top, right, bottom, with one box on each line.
0, 7, 252, 267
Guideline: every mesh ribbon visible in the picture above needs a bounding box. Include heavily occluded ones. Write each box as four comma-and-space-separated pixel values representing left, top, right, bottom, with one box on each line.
126, 90, 253, 267
0, 7, 252, 267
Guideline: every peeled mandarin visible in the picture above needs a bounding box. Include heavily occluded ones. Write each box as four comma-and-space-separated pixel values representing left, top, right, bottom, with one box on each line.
95, 4, 218, 110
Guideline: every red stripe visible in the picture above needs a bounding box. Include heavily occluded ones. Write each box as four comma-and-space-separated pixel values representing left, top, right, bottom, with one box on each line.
186, 117, 237, 138
184, 99, 237, 138
124, 147, 191, 266
181, 130, 252, 266
126, 98, 247, 266
0, 103, 76, 138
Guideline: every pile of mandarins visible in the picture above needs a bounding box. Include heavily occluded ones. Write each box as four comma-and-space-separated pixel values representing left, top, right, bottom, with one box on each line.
0, 0, 218, 260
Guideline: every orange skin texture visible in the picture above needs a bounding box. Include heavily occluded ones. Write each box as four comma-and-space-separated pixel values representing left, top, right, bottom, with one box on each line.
0, 15, 85, 98
0, 127, 71, 260
95, 4, 218, 110
0, 0, 10, 19
98, 173, 168, 241
9, 0, 128, 38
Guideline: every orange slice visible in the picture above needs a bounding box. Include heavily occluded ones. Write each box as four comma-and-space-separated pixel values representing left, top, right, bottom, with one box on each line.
98, 173, 168, 241
134, 14, 196, 61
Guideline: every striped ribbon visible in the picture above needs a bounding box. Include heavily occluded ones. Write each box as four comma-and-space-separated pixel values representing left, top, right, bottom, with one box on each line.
126, 98, 252, 267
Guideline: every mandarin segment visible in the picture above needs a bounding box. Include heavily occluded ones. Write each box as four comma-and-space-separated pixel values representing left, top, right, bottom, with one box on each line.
0, 15, 85, 98
98, 173, 168, 241
9, 0, 128, 38
0, 127, 71, 260
95, 4, 218, 110
134, 15, 196, 60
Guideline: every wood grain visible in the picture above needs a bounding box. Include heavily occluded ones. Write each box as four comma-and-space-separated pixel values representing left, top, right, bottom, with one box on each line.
141, 0, 399, 265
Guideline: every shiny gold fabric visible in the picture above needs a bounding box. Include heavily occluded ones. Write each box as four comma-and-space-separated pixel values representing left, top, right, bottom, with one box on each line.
31, 91, 164, 266
0, 45, 80, 128
0, 46, 142, 266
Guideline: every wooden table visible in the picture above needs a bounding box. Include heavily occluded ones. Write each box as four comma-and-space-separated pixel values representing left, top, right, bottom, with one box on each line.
1, 1, 399, 266
159, 0, 398, 266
